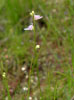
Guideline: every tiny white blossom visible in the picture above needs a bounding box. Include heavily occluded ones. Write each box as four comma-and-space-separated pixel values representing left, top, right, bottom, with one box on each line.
29, 96, 32, 100
35, 45, 40, 49
21, 67, 26, 71
23, 87, 28, 91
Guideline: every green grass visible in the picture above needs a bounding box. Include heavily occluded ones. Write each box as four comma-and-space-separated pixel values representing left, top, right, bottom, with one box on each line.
0, 0, 74, 100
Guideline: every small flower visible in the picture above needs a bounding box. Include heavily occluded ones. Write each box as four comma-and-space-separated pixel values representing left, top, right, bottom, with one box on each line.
29, 96, 32, 100
2, 72, 6, 78
30, 11, 43, 20
30, 11, 35, 16
23, 87, 28, 91
35, 45, 40, 49
21, 67, 26, 71
34, 15, 43, 20
24, 24, 34, 31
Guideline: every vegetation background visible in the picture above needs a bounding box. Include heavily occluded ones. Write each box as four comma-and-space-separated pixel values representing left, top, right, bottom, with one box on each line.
0, 0, 74, 100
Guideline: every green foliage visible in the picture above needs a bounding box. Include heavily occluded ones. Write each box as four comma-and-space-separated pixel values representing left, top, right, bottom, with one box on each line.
0, 0, 74, 100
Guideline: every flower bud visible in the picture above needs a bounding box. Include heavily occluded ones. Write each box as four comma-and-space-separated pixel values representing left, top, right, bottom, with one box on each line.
30, 11, 35, 16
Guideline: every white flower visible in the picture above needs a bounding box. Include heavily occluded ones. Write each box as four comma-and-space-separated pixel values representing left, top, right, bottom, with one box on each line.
24, 24, 34, 31
21, 67, 26, 71
35, 45, 40, 49
23, 87, 28, 91
29, 96, 32, 100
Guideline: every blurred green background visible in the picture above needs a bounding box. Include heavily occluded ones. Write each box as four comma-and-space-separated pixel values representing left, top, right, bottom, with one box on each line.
0, 0, 74, 100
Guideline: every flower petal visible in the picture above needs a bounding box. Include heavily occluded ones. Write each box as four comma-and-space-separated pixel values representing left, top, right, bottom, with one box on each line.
24, 25, 34, 30
34, 15, 43, 20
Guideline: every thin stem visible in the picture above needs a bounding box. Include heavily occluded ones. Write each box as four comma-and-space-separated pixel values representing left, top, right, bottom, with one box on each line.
33, 15, 36, 55
3, 78, 12, 100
